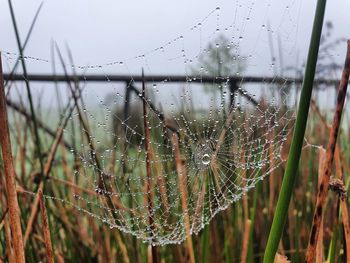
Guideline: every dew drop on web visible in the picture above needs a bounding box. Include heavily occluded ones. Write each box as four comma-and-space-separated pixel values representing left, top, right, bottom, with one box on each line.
201, 154, 211, 165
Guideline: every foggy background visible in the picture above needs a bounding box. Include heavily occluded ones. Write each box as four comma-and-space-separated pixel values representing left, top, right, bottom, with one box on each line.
0, 0, 349, 110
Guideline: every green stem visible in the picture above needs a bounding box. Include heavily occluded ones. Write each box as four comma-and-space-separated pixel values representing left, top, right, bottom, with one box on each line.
327, 207, 340, 263
201, 225, 209, 263
262, 0, 327, 262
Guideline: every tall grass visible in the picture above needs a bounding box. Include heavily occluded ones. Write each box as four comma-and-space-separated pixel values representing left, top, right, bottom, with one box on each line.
1, 74, 349, 262
2, 2, 350, 261
8, 0, 44, 177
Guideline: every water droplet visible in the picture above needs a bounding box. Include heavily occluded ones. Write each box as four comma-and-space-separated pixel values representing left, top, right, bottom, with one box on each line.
201, 154, 211, 165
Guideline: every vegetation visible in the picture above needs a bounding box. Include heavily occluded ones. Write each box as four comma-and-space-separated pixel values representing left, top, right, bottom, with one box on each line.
1, 1, 350, 262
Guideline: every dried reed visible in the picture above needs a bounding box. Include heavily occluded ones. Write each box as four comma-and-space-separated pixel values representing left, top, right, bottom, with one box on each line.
172, 133, 196, 263
0, 53, 25, 262
38, 190, 54, 263
305, 40, 350, 262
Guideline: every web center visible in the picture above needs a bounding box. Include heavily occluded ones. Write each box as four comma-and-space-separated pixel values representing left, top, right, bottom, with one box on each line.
201, 153, 211, 165
192, 141, 215, 171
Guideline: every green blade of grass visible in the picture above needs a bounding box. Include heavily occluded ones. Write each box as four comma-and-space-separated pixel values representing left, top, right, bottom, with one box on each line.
262, 0, 327, 262
327, 204, 340, 263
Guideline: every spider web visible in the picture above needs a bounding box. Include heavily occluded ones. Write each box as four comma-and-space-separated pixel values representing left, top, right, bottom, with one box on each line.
1, 0, 302, 245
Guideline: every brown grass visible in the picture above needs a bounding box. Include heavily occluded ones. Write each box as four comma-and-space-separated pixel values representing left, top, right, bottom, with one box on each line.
0, 53, 25, 262
38, 190, 54, 263
305, 40, 350, 262
172, 133, 196, 263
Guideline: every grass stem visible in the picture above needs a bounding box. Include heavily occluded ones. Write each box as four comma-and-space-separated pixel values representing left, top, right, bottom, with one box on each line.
262, 1, 327, 261
38, 190, 54, 263
0, 53, 26, 263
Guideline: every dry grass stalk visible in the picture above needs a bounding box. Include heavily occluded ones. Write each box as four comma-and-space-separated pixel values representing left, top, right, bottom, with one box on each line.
240, 143, 251, 263
1, 175, 15, 263
153, 150, 170, 214
141, 71, 159, 263
113, 231, 130, 263
55, 251, 65, 263
19, 126, 28, 183
171, 133, 196, 263
24, 126, 69, 246
312, 99, 349, 261
147, 245, 153, 263
55, 47, 123, 219
0, 208, 8, 227
192, 181, 206, 230
240, 219, 251, 263
334, 146, 350, 262
0, 53, 25, 263
47, 177, 134, 213
102, 225, 112, 263
274, 253, 290, 263
22, 98, 77, 247
210, 108, 236, 192
340, 197, 350, 262
305, 40, 350, 262
38, 190, 54, 263
4, 215, 16, 263
10, 110, 27, 184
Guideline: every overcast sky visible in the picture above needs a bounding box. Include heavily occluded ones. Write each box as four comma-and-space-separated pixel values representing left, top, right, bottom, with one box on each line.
0, 0, 349, 109
1, 0, 349, 74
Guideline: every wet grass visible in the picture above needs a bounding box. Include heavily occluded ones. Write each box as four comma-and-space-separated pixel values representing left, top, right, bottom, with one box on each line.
1, 77, 350, 262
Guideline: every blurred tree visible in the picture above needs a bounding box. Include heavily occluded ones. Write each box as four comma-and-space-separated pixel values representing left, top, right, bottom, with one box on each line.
192, 34, 246, 106
194, 34, 246, 77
